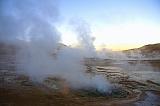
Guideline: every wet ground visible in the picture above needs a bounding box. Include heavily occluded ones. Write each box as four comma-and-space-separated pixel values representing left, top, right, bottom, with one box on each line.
0, 44, 160, 106
85, 58, 160, 106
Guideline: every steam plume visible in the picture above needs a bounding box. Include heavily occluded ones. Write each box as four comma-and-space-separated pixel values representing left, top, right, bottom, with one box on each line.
70, 19, 96, 57
0, 0, 111, 92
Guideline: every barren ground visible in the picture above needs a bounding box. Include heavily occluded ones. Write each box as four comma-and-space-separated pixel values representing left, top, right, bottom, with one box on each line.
0, 44, 160, 106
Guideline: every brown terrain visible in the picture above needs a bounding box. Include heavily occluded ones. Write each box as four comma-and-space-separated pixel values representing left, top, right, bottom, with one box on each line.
124, 43, 160, 53
0, 43, 160, 106
123, 43, 160, 58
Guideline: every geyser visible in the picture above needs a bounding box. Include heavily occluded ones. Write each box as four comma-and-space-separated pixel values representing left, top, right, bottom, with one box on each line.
0, 0, 111, 92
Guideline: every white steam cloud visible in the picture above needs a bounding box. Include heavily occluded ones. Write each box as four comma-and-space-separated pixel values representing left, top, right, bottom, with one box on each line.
70, 19, 97, 57
0, 0, 111, 92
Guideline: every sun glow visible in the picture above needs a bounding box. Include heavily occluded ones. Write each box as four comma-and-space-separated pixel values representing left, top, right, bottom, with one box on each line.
92, 22, 160, 50
59, 21, 160, 50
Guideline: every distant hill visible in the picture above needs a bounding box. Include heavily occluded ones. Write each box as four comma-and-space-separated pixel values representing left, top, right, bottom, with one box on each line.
124, 43, 160, 53
123, 43, 160, 59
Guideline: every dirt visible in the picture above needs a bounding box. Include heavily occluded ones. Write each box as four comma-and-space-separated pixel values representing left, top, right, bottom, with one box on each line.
0, 43, 160, 106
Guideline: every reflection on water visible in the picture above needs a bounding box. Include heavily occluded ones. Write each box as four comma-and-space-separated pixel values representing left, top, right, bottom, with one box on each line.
135, 91, 160, 106
112, 60, 160, 83
90, 58, 160, 106
86, 58, 160, 83
114, 60, 160, 71
98, 59, 160, 106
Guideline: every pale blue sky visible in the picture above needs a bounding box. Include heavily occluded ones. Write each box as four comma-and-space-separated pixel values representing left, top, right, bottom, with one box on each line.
58, 0, 160, 50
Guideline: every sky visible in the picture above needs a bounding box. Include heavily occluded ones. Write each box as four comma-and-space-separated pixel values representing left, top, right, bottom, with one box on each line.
58, 0, 160, 50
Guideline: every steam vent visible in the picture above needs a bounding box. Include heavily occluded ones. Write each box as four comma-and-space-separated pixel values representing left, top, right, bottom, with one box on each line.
0, 0, 160, 106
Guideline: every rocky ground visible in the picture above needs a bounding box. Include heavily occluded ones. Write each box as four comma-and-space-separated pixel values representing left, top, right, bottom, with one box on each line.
0, 44, 160, 106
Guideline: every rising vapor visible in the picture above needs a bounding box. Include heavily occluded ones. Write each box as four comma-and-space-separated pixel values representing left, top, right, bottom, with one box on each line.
0, 0, 111, 92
